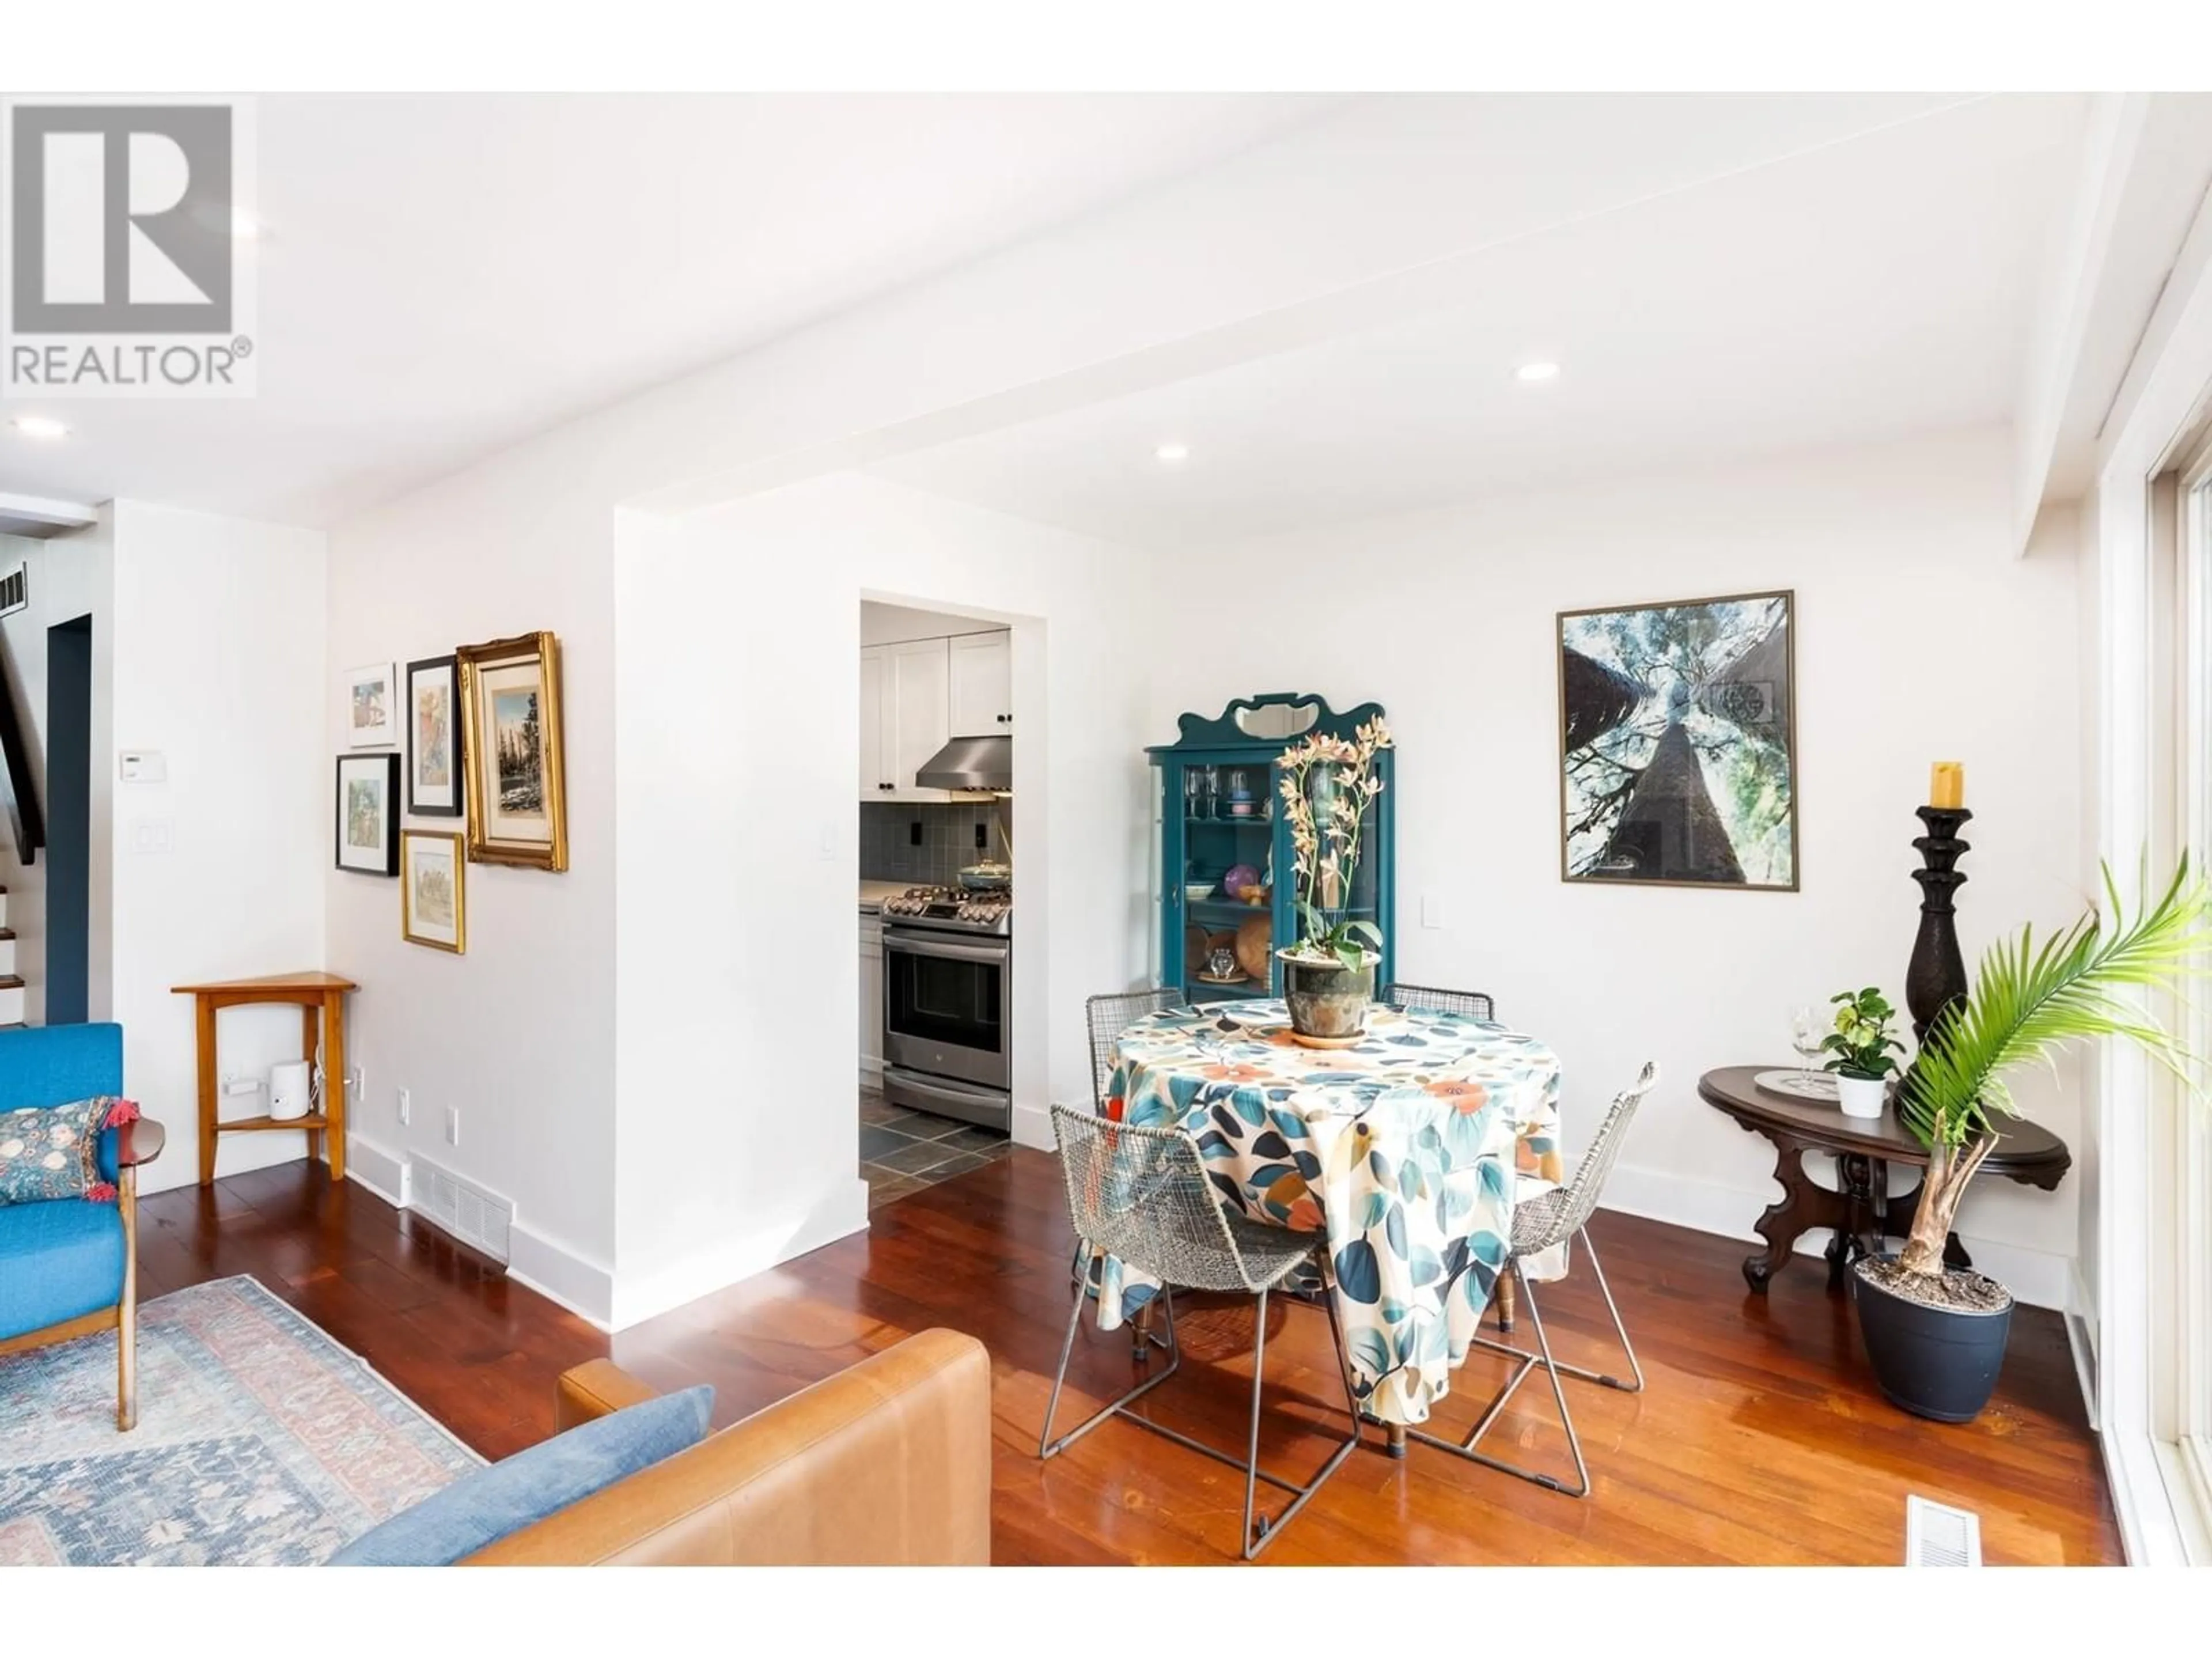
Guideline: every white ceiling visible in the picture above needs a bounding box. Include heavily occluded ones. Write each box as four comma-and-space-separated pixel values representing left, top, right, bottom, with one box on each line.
872, 94, 2088, 547
0, 93, 1331, 527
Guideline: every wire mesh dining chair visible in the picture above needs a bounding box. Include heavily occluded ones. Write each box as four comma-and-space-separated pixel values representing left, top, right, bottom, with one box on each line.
1038, 1104, 1364, 1559
1383, 982, 1497, 1023
1073, 988, 1188, 1325
1405, 1060, 1658, 1499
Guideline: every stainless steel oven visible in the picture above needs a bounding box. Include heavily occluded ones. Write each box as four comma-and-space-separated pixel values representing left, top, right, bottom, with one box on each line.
881, 918, 1010, 1130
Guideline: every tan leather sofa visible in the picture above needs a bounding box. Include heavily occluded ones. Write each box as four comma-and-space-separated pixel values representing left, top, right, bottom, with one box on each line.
464, 1328, 993, 1565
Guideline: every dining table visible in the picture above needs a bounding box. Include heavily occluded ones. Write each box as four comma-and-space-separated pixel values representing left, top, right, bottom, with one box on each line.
1096, 998, 1565, 1448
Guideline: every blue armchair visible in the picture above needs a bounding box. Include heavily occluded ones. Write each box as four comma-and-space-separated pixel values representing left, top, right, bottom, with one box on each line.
0, 1024, 161, 1430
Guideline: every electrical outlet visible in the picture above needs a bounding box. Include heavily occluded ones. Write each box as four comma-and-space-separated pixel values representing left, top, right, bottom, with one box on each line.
1421, 893, 1447, 929
397, 1087, 411, 1127
974, 821, 988, 850
909, 820, 922, 846
444, 1106, 460, 1147
220, 1074, 260, 1098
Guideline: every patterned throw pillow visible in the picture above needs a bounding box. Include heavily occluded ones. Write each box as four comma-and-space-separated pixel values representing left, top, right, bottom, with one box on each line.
0, 1096, 141, 1205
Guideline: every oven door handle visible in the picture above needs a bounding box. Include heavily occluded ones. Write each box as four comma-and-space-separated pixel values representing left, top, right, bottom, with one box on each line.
882, 934, 1010, 965
884, 1069, 1009, 1113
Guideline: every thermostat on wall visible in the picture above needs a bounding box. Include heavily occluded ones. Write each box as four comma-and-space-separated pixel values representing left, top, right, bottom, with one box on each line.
118, 750, 168, 783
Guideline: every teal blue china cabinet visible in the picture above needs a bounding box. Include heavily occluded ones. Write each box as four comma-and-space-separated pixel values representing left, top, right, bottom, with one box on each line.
1148, 694, 1396, 1004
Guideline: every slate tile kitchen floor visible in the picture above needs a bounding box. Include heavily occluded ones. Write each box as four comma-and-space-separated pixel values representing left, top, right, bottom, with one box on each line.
859, 1088, 1012, 1210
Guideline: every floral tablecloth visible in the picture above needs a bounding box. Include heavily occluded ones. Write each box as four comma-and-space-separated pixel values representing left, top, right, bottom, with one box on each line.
1099, 999, 1563, 1427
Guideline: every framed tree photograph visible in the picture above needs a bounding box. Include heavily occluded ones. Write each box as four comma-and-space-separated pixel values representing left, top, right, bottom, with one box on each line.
457, 630, 568, 870
335, 752, 402, 876
345, 661, 397, 748
406, 654, 464, 817
400, 830, 467, 952
1557, 589, 1797, 891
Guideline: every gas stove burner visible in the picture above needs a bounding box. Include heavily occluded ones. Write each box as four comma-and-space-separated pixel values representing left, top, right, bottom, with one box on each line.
880, 884, 1014, 934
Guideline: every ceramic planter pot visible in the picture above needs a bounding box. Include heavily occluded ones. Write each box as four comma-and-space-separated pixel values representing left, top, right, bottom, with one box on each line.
1278, 949, 1374, 1039
1836, 1073, 1887, 1120
1852, 1255, 2014, 1423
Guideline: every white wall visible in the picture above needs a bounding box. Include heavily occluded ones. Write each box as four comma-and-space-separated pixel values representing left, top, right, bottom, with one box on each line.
609, 475, 1154, 1326
1142, 428, 2086, 1305
324, 464, 618, 1316
109, 503, 327, 1193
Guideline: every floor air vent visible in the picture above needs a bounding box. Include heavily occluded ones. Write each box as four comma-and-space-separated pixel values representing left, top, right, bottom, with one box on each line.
1905, 1495, 1983, 1567
406, 1154, 514, 1264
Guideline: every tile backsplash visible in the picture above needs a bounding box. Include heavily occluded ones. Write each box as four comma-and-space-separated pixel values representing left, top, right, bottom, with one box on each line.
860, 802, 1009, 887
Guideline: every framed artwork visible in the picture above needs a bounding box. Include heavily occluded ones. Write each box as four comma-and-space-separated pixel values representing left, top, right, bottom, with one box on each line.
406, 654, 464, 817
400, 830, 467, 952
457, 630, 569, 871
1557, 589, 1797, 891
345, 661, 397, 748
335, 752, 402, 876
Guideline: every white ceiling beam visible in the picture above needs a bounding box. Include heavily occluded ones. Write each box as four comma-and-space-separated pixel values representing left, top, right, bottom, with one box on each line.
0, 491, 100, 539
2011, 93, 2212, 555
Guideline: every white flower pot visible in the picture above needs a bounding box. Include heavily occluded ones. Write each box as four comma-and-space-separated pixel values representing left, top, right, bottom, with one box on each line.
1836, 1074, 1887, 1120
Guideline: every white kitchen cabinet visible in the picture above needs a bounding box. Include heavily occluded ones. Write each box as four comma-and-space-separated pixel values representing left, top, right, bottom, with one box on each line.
885, 637, 952, 803
858, 645, 888, 800
859, 637, 956, 802
859, 909, 885, 1082
948, 630, 1013, 737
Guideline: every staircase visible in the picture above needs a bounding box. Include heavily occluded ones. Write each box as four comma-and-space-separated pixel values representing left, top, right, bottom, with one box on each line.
0, 885, 20, 1028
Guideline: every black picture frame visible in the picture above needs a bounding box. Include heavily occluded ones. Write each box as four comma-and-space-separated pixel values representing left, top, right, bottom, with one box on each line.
335, 752, 402, 876
404, 653, 464, 818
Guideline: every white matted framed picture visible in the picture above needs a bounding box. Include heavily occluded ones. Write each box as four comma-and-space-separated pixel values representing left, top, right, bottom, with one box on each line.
335, 753, 401, 876
406, 654, 463, 817
346, 661, 397, 748
457, 630, 568, 870
400, 830, 467, 952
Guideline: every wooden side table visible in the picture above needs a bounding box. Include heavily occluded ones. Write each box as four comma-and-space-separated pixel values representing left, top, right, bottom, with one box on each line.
1698, 1066, 2070, 1293
172, 971, 358, 1186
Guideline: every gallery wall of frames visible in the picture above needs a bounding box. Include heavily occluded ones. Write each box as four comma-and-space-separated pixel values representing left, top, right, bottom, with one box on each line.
336, 631, 569, 953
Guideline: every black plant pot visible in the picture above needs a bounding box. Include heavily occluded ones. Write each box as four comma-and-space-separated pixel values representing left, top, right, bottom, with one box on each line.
1851, 1255, 2013, 1423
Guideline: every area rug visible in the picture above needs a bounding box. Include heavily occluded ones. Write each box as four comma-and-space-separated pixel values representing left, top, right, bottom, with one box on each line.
0, 1275, 481, 1565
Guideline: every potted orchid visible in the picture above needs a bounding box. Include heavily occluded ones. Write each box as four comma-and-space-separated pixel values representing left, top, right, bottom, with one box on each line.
1275, 715, 1393, 1040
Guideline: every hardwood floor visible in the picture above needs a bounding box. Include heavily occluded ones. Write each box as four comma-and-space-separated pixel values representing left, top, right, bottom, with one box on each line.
133, 1152, 2120, 1565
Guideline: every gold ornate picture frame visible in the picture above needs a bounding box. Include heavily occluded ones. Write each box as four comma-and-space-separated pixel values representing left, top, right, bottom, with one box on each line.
400, 830, 467, 952
456, 630, 569, 871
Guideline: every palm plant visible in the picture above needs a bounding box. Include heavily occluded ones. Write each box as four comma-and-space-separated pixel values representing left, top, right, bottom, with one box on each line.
1896, 859, 2212, 1282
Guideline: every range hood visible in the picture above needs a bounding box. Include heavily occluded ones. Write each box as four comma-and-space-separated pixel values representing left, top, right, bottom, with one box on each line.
915, 733, 1012, 793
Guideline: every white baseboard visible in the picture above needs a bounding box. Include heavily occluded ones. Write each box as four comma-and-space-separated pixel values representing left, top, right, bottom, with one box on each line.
1599, 1158, 2075, 1310
1013, 1100, 1053, 1151
508, 1222, 616, 1331
343, 1135, 407, 1209
346, 1130, 614, 1328
608, 1176, 870, 1331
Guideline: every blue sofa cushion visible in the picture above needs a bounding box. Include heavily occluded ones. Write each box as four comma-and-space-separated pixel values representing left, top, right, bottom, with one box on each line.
328, 1385, 715, 1565
0, 1097, 140, 1205
0, 1198, 124, 1339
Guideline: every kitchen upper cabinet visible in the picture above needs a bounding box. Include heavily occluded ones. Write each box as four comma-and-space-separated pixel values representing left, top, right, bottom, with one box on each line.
887, 638, 952, 802
859, 646, 888, 800
949, 630, 1012, 737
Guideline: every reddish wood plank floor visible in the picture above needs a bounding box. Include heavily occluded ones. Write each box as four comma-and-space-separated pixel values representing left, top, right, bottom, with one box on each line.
134, 1152, 2119, 1565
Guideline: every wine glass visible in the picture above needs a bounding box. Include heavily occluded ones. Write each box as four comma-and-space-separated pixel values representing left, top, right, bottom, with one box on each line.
1789, 1005, 1825, 1092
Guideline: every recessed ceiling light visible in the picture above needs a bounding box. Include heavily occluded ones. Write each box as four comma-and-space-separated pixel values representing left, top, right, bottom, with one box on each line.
1154, 442, 1190, 463
231, 210, 265, 241
1515, 361, 1562, 384
9, 416, 69, 440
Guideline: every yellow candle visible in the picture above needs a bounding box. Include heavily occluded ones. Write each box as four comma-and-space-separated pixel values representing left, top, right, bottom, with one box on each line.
1929, 762, 1965, 810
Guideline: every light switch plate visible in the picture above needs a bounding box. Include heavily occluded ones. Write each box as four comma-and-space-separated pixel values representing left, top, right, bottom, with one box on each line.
397, 1087, 411, 1127
118, 749, 168, 783
1421, 893, 1446, 929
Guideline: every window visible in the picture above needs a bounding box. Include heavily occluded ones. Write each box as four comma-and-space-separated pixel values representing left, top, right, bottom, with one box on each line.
2181, 433, 2212, 1525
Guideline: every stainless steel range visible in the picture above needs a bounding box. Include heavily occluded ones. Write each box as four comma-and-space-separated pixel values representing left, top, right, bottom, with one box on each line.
879, 885, 1011, 1131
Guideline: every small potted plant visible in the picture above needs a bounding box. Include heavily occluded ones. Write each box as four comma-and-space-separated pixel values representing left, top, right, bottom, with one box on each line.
1821, 987, 1903, 1119
1275, 716, 1393, 1041
1857, 861, 2210, 1422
